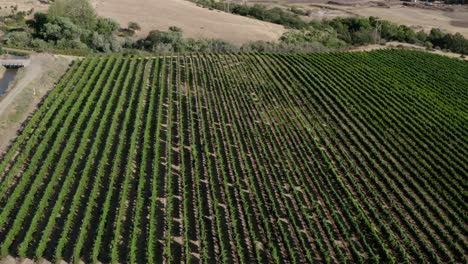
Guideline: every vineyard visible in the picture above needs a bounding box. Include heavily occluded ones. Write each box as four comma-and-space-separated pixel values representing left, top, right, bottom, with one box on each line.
0, 50, 467, 263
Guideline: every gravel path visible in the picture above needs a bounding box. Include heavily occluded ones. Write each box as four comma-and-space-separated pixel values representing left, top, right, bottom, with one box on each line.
0, 53, 75, 154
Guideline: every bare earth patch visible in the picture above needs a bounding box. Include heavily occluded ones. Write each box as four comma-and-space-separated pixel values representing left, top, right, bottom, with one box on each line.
90, 0, 285, 45
0, 0, 48, 16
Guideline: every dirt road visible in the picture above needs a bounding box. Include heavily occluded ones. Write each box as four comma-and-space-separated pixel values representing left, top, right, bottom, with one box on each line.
0, 53, 74, 154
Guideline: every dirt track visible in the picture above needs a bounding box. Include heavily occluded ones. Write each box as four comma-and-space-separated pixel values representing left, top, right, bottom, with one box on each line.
91, 0, 286, 45
0, 53, 73, 154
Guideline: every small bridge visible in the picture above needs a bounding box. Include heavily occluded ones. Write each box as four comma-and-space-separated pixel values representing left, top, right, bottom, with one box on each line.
0, 60, 30, 68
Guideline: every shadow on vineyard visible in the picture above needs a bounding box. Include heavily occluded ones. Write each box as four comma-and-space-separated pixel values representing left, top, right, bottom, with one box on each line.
0, 50, 466, 264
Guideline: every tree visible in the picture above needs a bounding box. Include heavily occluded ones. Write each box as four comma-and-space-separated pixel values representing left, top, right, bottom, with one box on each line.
428, 28, 445, 48
415, 30, 428, 43
424, 41, 433, 50
352, 28, 376, 45
48, 0, 97, 30
41, 16, 82, 42
29, 12, 49, 36
395, 25, 417, 44
380, 21, 399, 40
30, 38, 49, 50
280, 26, 346, 48
4, 32, 32, 47
91, 32, 121, 52
445, 33, 468, 55
96, 17, 119, 35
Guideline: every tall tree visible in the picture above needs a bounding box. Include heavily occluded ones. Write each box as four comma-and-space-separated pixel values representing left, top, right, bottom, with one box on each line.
48, 0, 97, 30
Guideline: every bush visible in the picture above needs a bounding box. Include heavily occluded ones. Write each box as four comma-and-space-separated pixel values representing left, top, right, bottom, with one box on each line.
30, 38, 49, 50
241, 40, 329, 53
91, 32, 121, 52
280, 27, 346, 49
96, 17, 119, 35
4, 31, 32, 47
56, 38, 88, 50
128, 21, 141, 31
352, 28, 377, 45
48, 0, 97, 30
137, 27, 184, 51
201, 39, 237, 53
41, 16, 82, 42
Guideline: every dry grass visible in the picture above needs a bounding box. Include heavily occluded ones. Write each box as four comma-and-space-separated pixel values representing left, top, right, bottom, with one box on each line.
90, 0, 286, 45
349, 41, 468, 61
249, 0, 468, 38
0, 0, 286, 45
0, 0, 47, 16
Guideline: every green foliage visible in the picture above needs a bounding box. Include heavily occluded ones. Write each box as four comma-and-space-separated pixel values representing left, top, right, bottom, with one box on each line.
40, 16, 82, 42
416, 30, 428, 43
30, 38, 49, 50
0, 51, 466, 263
29, 13, 49, 35
3, 0, 467, 55
186, 38, 237, 53
137, 28, 184, 51
443, 32, 468, 55
280, 26, 347, 48
241, 40, 329, 53
91, 32, 121, 52
136, 27, 236, 53
4, 31, 32, 47
429, 29, 468, 54
135, 26, 331, 53
351, 28, 377, 45
5, 0, 121, 53
48, 0, 97, 30
322, 16, 468, 53
95, 17, 119, 36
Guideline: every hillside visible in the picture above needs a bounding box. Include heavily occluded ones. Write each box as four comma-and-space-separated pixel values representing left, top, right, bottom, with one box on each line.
91, 0, 286, 45
0, 0, 286, 45
227, 0, 468, 38
0, 51, 467, 263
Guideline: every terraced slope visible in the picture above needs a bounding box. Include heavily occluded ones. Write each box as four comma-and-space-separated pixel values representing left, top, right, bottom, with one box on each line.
0, 51, 466, 263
